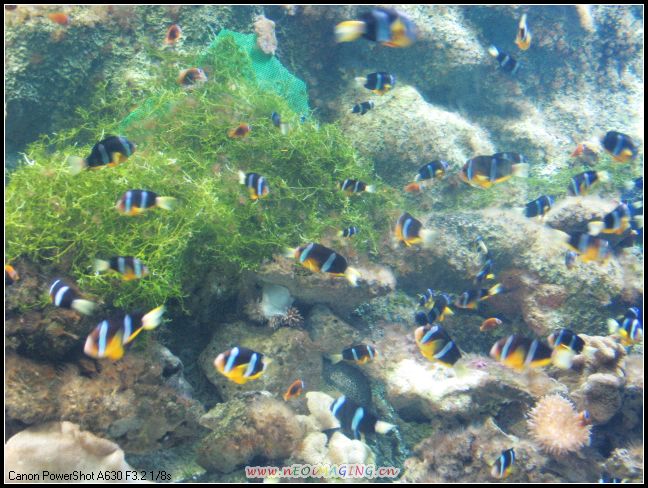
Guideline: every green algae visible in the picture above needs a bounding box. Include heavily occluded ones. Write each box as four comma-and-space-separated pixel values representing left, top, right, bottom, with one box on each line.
5, 34, 399, 311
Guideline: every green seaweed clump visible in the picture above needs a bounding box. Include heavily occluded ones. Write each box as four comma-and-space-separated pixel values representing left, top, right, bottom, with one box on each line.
6, 34, 398, 311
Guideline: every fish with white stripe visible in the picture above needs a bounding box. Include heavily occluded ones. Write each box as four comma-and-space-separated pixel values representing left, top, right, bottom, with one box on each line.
329, 395, 395, 440
329, 344, 378, 365
48, 279, 96, 315
213, 346, 271, 384
115, 189, 176, 216
83, 306, 165, 360
238, 171, 270, 201
94, 256, 149, 281
285, 242, 361, 286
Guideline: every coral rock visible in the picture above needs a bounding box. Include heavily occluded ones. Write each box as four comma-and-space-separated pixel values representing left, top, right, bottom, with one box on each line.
578, 373, 624, 424
254, 15, 277, 55
5, 421, 132, 482
197, 395, 304, 473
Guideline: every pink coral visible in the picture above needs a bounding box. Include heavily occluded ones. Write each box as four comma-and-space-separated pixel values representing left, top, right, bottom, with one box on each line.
527, 394, 591, 456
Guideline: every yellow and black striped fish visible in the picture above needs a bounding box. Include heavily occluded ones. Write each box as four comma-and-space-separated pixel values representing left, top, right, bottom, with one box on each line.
460, 154, 528, 189
115, 190, 176, 216
287, 242, 361, 286
414, 324, 462, 366
489, 335, 552, 370
335, 8, 416, 48
84, 306, 165, 361
239, 171, 270, 201
329, 344, 378, 365
94, 256, 149, 281
49, 279, 96, 315
214, 346, 271, 385
491, 448, 515, 479
394, 212, 434, 247
568, 170, 609, 196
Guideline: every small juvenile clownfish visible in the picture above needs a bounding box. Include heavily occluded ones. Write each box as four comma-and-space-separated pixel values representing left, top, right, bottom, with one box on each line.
474, 259, 495, 285
286, 243, 361, 286
571, 143, 600, 165
357, 72, 396, 95
329, 344, 378, 365
578, 410, 592, 427
351, 101, 375, 115
227, 123, 251, 139
488, 46, 521, 75
414, 324, 462, 367
238, 171, 270, 201
338, 226, 359, 238
214, 346, 271, 385
607, 307, 643, 346
598, 473, 628, 483
283, 379, 305, 401
115, 190, 176, 216
524, 195, 555, 219
164, 24, 182, 45
69, 136, 136, 174
335, 7, 416, 48
568, 170, 609, 196
394, 212, 435, 248
454, 283, 504, 310
491, 448, 515, 480
339, 178, 375, 194
588, 202, 643, 236
547, 328, 596, 369
94, 256, 149, 281
48, 12, 70, 26
489, 335, 553, 370
601, 131, 639, 163
460, 155, 529, 189
5, 264, 19, 285
480, 317, 502, 332
515, 13, 532, 50
84, 306, 165, 361
561, 232, 612, 264
415, 160, 449, 182
329, 395, 395, 441
177, 67, 208, 87
49, 279, 96, 315
404, 182, 423, 193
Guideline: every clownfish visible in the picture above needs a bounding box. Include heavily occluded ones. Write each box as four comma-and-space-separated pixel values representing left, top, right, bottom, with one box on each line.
524, 195, 555, 219
489, 335, 553, 370
84, 306, 165, 361
283, 379, 305, 401
488, 46, 521, 75
351, 101, 375, 115
340, 178, 375, 194
228, 124, 251, 139
329, 344, 378, 365
356, 72, 396, 95
164, 24, 182, 45
238, 171, 270, 201
329, 395, 395, 440
5, 264, 19, 285
514, 14, 532, 50
607, 307, 643, 346
568, 170, 609, 196
214, 346, 271, 385
115, 190, 176, 216
94, 256, 149, 281
286, 242, 361, 286
414, 324, 463, 368
49, 279, 96, 315
460, 154, 528, 189
335, 8, 416, 48
69, 136, 136, 174
588, 202, 643, 236
491, 448, 515, 479
177, 67, 208, 87
394, 212, 435, 247
601, 131, 639, 163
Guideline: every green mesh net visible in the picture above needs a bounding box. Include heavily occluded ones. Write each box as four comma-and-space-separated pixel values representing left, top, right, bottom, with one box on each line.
119, 29, 309, 131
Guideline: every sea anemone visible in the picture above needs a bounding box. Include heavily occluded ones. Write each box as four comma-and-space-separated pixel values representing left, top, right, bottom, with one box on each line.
268, 307, 304, 330
526, 394, 591, 456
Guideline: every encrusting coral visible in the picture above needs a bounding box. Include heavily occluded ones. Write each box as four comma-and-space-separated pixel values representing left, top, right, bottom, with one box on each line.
526, 394, 591, 457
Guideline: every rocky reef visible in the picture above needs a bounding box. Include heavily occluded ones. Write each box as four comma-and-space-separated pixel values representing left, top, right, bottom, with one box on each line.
4, 4, 643, 484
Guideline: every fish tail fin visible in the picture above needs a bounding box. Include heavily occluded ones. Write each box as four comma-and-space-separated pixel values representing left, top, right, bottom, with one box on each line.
345, 267, 361, 287
487, 45, 500, 57
280, 123, 290, 136
71, 299, 96, 316
588, 221, 605, 236
551, 347, 576, 370
632, 215, 643, 229
445, 306, 454, 316
607, 318, 620, 335
337, 230, 344, 237
155, 196, 176, 211
329, 354, 344, 365
238, 170, 247, 185
364, 185, 376, 193
597, 171, 610, 183
512, 163, 529, 178
374, 420, 396, 435
142, 305, 165, 330
283, 246, 297, 259
68, 156, 87, 175
420, 229, 436, 249
94, 259, 110, 273
355, 76, 368, 88
335, 20, 366, 43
